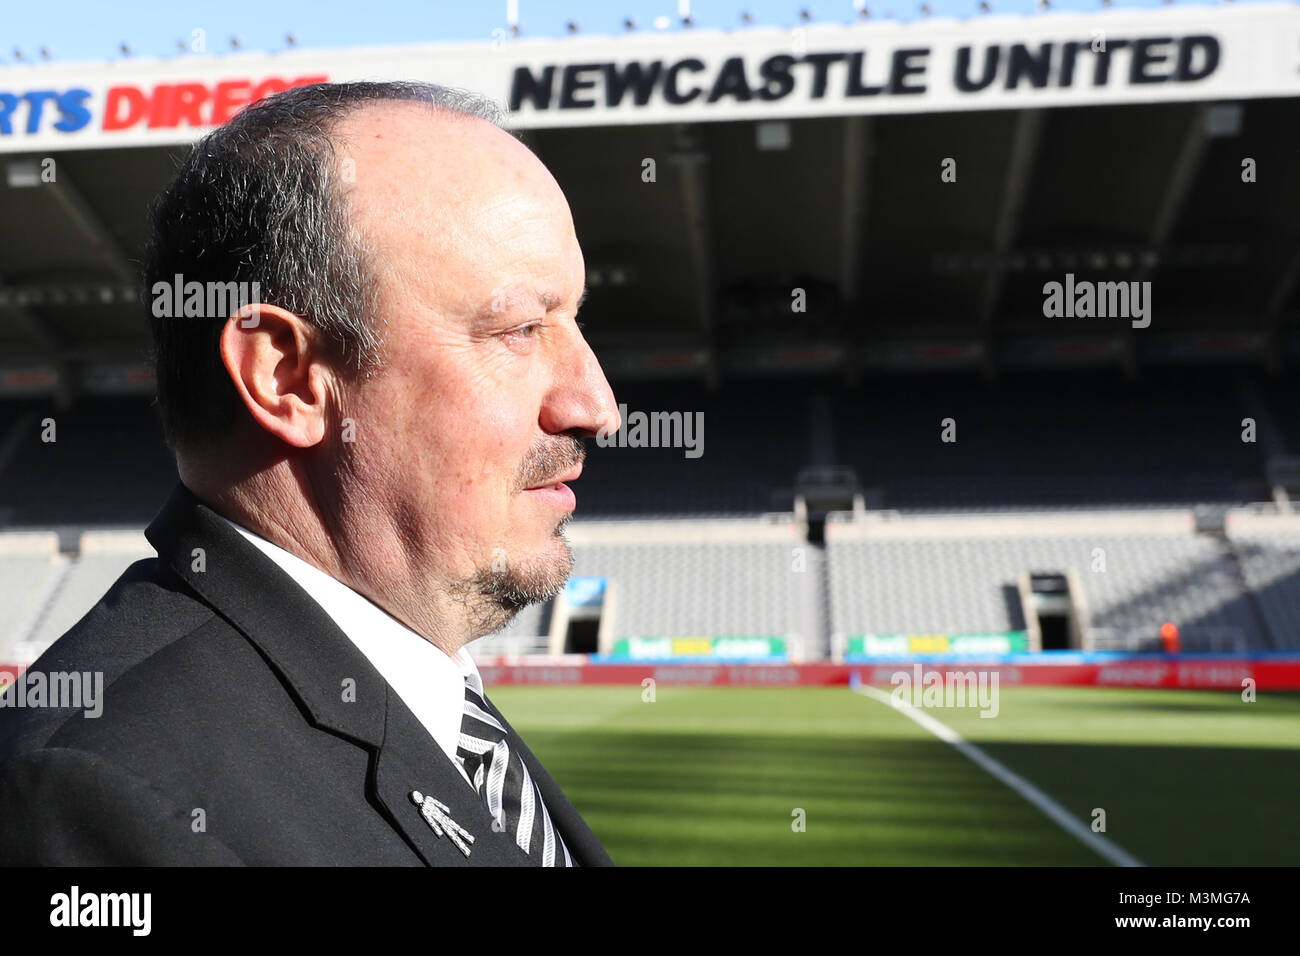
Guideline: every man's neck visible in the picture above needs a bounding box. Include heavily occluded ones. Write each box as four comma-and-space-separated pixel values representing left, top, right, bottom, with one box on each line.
185, 473, 471, 658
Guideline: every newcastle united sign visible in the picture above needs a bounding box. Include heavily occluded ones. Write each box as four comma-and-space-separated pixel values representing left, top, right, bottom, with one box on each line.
0, 4, 1295, 152
508, 35, 1222, 112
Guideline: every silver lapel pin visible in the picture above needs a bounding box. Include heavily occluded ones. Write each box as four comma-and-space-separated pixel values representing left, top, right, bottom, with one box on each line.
410, 791, 476, 858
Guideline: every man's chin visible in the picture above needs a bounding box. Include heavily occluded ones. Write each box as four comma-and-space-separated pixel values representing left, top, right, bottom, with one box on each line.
456, 531, 573, 637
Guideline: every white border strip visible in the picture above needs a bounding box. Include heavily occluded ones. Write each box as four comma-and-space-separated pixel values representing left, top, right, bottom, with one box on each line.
851, 680, 1144, 867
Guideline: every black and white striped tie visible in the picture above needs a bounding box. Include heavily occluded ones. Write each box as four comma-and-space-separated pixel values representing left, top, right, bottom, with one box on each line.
456, 672, 574, 867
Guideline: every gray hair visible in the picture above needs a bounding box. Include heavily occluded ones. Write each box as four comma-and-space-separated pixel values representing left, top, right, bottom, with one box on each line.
144, 80, 511, 453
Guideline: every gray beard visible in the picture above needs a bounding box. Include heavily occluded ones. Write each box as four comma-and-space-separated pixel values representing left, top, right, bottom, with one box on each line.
452, 518, 574, 638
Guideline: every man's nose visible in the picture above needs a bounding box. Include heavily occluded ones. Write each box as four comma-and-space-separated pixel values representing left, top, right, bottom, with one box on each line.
540, 330, 620, 439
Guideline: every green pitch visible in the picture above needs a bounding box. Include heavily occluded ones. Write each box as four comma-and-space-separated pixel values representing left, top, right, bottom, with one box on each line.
489, 685, 1300, 866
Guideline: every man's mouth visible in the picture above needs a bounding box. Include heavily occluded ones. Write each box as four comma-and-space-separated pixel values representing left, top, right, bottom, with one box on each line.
524, 463, 582, 492
522, 464, 582, 509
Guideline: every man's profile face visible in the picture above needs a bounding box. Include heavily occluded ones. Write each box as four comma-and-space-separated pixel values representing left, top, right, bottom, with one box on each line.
331, 102, 619, 636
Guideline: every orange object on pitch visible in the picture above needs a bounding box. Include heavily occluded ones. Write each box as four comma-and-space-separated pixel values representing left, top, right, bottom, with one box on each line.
1160, 621, 1181, 654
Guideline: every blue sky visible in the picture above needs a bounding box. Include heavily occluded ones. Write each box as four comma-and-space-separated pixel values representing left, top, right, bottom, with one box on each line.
2, 0, 1239, 65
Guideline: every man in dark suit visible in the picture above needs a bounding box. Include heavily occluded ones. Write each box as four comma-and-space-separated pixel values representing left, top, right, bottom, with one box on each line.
0, 80, 620, 866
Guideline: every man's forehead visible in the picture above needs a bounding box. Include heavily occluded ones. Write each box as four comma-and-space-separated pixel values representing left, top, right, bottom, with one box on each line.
333, 99, 583, 318
335, 97, 495, 148
335, 101, 536, 218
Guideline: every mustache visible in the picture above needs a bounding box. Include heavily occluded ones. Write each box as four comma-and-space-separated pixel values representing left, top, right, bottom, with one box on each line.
515, 435, 585, 491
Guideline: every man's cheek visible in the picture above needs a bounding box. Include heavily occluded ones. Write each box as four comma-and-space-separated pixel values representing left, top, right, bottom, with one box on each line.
472, 390, 532, 433
472, 416, 536, 481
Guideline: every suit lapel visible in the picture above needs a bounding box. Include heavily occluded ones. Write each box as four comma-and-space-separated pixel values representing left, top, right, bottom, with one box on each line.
146, 483, 387, 749
145, 483, 537, 866
373, 682, 535, 866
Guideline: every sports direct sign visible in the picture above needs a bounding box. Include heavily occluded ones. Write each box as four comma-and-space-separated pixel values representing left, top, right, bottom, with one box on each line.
0, 74, 327, 146
0, 3, 1296, 153
100, 75, 329, 130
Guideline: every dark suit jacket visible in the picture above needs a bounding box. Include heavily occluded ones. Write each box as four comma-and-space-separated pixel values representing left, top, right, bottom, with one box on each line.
0, 483, 614, 866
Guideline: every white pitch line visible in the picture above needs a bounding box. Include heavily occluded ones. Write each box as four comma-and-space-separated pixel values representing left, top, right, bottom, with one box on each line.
851, 681, 1144, 868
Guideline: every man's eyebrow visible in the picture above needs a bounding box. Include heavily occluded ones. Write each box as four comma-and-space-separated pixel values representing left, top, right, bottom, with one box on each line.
538, 285, 588, 313
473, 285, 586, 325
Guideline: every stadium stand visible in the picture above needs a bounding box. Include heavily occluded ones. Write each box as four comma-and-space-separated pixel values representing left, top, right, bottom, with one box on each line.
0, 371, 1284, 526
1230, 531, 1300, 645
578, 378, 809, 517
485, 519, 811, 656
2, 369, 1299, 662
0, 396, 176, 528
483, 600, 552, 648
1225, 513, 1300, 649
14, 532, 154, 664
1255, 378, 1300, 457
537, 370, 1280, 518
828, 529, 1264, 652
573, 540, 800, 642
2, 14, 1300, 676
829, 371, 1270, 512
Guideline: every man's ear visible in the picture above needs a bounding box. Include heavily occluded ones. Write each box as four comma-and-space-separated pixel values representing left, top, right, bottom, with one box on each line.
219, 303, 334, 449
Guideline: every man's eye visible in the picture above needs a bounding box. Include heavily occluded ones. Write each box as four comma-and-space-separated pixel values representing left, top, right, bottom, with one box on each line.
504, 323, 541, 339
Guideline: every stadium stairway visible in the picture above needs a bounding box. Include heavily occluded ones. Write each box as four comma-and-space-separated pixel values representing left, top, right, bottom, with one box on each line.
0, 533, 65, 665
6, 554, 73, 665
796, 540, 831, 660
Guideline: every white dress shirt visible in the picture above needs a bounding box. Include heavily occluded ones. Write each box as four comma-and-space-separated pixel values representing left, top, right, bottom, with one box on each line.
220, 516, 478, 788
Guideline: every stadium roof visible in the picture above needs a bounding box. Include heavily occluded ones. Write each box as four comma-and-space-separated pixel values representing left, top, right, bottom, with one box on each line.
1, 3, 1298, 389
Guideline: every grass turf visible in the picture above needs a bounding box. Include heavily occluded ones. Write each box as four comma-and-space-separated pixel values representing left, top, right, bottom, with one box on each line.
488, 685, 1300, 866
